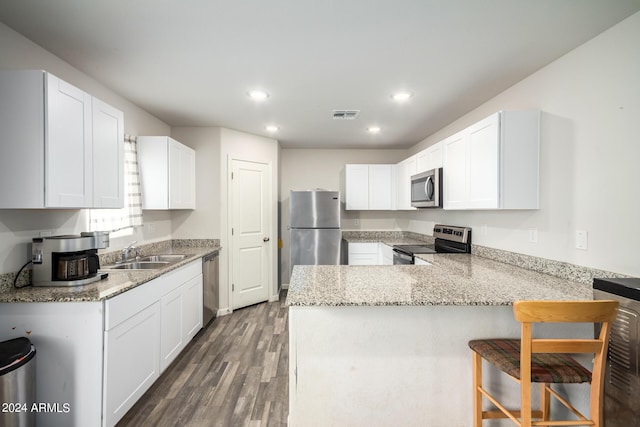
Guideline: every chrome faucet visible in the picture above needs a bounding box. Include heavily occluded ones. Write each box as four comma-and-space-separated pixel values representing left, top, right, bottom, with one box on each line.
121, 241, 139, 262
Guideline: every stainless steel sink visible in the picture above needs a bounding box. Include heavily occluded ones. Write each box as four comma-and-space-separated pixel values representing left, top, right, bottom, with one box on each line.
102, 253, 189, 270
137, 254, 188, 262
107, 261, 170, 270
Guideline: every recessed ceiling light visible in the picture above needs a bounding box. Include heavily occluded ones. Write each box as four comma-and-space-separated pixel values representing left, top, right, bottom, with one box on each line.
391, 92, 412, 102
367, 126, 381, 134
265, 125, 279, 132
247, 89, 269, 100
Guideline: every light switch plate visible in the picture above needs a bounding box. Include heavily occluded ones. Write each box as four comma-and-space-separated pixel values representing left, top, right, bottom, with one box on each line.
528, 228, 538, 243
575, 230, 588, 250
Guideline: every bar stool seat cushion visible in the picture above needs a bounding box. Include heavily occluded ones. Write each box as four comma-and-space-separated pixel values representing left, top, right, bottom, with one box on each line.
468, 338, 592, 384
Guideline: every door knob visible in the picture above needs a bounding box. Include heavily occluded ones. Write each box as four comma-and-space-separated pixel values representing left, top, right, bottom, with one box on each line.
263, 237, 270, 242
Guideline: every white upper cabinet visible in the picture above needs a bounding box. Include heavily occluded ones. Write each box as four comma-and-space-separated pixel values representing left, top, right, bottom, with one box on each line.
416, 141, 443, 174
443, 110, 540, 210
394, 155, 417, 210
138, 136, 196, 210
345, 164, 394, 210
0, 70, 124, 209
92, 97, 125, 208
368, 164, 394, 210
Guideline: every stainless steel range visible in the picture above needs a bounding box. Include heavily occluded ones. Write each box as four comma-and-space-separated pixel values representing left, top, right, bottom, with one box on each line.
392, 225, 471, 264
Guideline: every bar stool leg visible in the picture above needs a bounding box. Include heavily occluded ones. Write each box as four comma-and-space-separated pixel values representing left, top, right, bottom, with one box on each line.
540, 383, 550, 422
472, 351, 483, 427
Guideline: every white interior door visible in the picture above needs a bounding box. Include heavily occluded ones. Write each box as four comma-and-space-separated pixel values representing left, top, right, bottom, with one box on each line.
231, 159, 271, 310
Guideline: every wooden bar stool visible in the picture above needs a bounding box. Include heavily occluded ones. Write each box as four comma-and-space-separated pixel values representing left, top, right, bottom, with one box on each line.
468, 300, 618, 427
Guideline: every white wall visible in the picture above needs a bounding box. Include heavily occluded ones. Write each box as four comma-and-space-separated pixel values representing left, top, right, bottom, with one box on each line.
404, 12, 640, 277
169, 127, 222, 239
0, 22, 172, 274
279, 148, 406, 283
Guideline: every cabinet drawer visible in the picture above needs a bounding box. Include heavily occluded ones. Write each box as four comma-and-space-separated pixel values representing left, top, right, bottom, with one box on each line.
105, 276, 164, 331
347, 242, 379, 254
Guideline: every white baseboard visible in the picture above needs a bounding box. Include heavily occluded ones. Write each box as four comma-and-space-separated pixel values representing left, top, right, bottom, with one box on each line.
268, 293, 280, 302
281, 283, 289, 290
216, 308, 232, 317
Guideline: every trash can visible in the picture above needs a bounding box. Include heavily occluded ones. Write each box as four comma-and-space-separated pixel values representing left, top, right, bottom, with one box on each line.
0, 337, 36, 427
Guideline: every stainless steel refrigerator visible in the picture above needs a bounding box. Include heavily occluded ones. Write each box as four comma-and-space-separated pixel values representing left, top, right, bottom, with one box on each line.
289, 190, 341, 275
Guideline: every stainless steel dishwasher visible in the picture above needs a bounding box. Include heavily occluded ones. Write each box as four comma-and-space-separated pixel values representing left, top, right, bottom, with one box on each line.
593, 277, 640, 427
202, 250, 219, 326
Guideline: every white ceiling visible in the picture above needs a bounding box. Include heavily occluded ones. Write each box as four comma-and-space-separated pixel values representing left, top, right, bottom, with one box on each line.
1, 1, 638, 149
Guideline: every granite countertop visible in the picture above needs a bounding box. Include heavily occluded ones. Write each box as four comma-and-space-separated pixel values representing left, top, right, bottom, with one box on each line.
342, 230, 435, 246
0, 246, 220, 303
286, 254, 593, 307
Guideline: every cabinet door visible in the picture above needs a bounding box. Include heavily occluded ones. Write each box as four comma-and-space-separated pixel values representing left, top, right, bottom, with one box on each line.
104, 301, 160, 427
160, 286, 183, 372
138, 136, 169, 209
92, 97, 124, 208
416, 142, 442, 174
45, 73, 93, 207
379, 243, 394, 265
442, 131, 467, 209
167, 139, 196, 209
180, 145, 196, 209
182, 275, 203, 342
395, 156, 417, 210
345, 164, 369, 210
368, 165, 393, 210
347, 242, 379, 265
467, 113, 500, 208
168, 138, 183, 208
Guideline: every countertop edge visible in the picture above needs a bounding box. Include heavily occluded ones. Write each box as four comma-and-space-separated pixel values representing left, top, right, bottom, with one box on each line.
0, 246, 220, 303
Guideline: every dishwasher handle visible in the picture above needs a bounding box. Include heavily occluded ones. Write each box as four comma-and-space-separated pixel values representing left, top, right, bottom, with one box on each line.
203, 251, 219, 263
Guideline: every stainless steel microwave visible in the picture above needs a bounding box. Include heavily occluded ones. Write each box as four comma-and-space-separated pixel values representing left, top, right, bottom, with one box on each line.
410, 168, 442, 208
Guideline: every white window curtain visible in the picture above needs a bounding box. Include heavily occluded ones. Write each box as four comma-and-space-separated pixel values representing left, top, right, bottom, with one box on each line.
90, 135, 143, 232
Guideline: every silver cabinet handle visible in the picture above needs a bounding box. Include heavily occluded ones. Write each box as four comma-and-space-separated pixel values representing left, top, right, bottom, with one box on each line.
263, 237, 270, 242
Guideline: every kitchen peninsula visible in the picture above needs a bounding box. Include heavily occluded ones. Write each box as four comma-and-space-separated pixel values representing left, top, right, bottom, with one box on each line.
286, 254, 595, 427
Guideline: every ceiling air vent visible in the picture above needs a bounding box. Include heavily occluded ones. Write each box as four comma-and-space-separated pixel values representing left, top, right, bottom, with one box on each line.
332, 110, 360, 120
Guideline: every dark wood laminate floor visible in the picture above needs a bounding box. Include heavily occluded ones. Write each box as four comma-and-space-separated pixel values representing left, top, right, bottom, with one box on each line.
117, 291, 289, 427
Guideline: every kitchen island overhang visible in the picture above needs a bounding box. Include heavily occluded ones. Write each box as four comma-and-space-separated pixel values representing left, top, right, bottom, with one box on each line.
286, 259, 594, 427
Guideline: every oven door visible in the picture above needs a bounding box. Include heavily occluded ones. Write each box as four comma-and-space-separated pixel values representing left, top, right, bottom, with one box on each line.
393, 249, 414, 265
411, 168, 442, 208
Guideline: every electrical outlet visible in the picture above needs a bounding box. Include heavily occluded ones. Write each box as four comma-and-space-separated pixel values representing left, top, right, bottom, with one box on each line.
528, 228, 538, 243
354, 219, 360, 226
575, 230, 588, 250
481, 224, 488, 236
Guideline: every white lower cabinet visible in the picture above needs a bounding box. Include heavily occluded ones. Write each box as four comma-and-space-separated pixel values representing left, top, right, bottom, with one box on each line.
348, 242, 395, 265
183, 275, 205, 341
160, 285, 184, 372
159, 272, 204, 372
0, 261, 203, 427
379, 243, 394, 265
104, 259, 203, 426
103, 301, 160, 427
347, 242, 379, 265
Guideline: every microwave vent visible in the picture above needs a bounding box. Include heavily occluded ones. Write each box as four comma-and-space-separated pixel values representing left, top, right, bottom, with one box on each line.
332, 110, 360, 120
